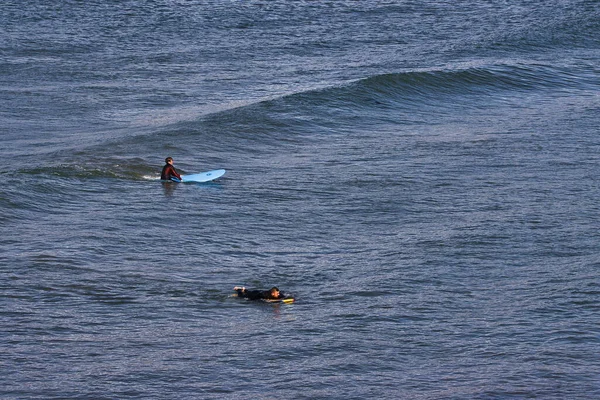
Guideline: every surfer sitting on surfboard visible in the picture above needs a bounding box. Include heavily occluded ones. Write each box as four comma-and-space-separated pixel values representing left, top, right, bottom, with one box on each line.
161, 157, 182, 181
234, 286, 285, 301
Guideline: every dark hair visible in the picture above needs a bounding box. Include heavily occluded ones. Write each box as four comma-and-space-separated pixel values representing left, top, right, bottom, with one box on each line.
165, 157, 173, 163
270, 287, 279, 292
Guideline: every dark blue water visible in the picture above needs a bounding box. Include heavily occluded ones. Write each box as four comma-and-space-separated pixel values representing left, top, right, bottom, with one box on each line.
2, 1, 599, 398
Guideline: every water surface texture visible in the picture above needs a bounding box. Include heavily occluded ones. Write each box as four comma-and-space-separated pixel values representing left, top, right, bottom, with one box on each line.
2, 1, 600, 399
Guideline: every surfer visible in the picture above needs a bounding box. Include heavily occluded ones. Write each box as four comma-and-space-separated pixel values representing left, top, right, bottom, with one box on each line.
234, 286, 285, 301
161, 157, 182, 181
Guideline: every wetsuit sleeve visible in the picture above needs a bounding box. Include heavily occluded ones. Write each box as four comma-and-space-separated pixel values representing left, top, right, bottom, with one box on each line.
169, 165, 182, 180
161, 165, 181, 180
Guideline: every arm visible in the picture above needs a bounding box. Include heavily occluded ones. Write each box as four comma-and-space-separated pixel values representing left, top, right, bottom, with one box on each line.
170, 166, 182, 180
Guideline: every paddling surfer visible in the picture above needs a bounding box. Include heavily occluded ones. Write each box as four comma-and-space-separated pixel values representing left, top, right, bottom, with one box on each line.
234, 286, 285, 300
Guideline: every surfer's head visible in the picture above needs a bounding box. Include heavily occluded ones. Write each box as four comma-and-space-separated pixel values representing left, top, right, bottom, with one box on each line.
269, 287, 280, 298
165, 157, 173, 164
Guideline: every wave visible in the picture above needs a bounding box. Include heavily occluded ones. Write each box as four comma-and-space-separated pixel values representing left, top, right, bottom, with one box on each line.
123, 62, 600, 151
17, 157, 157, 181
199, 61, 597, 130
307, 62, 595, 107
14, 61, 595, 174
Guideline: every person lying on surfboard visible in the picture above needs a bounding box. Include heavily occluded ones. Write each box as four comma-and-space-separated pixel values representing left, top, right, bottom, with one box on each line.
161, 157, 182, 181
234, 286, 286, 301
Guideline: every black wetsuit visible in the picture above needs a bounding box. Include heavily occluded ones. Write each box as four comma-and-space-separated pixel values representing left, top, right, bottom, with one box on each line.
236, 288, 284, 300
161, 164, 181, 181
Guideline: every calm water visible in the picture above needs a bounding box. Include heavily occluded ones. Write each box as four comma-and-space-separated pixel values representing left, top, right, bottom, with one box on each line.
2, 1, 600, 399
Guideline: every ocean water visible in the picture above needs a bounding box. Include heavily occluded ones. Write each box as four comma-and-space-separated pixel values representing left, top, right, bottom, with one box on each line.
1, 1, 599, 399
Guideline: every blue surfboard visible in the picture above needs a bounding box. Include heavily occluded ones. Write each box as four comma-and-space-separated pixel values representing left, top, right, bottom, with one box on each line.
171, 169, 226, 183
